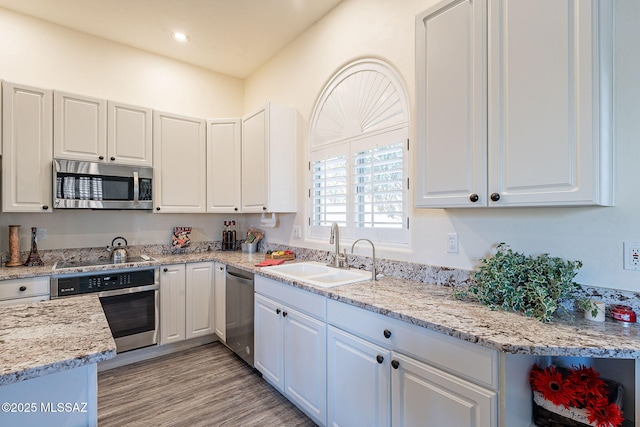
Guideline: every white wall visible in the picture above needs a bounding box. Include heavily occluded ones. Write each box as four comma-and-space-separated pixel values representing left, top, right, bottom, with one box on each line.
0, 7, 247, 252
245, 0, 640, 292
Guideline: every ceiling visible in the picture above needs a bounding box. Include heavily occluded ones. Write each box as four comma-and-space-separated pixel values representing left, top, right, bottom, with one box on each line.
0, 0, 343, 79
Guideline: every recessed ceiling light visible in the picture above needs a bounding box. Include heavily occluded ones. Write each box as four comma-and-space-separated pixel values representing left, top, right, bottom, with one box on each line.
172, 32, 190, 43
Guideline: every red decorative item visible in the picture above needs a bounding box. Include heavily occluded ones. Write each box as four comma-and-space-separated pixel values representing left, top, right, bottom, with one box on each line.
612, 305, 636, 323
530, 364, 624, 427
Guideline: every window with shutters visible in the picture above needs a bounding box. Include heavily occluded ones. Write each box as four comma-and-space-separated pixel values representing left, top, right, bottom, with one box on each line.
308, 59, 410, 245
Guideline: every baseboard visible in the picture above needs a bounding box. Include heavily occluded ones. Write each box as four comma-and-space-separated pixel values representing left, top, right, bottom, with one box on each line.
98, 334, 218, 371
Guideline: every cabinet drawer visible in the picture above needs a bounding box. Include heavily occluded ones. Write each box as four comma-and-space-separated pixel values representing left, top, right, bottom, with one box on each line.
255, 275, 326, 321
0, 277, 50, 301
327, 299, 498, 389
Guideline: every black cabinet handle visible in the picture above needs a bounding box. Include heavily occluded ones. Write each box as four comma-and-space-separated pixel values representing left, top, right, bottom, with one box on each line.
490, 193, 501, 202
376, 355, 384, 364
156, 207, 161, 211
469, 193, 479, 203
282, 311, 288, 317
42, 205, 49, 210
276, 308, 281, 315
391, 360, 399, 369
383, 329, 391, 339
19, 286, 27, 292
163, 268, 168, 272
98, 155, 104, 160
110, 157, 116, 161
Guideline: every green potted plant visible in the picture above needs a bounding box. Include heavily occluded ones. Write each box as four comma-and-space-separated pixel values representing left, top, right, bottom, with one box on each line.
456, 243, 596, 323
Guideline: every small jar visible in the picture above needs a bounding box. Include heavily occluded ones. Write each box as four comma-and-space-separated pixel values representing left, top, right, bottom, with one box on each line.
612, 305, 636, 324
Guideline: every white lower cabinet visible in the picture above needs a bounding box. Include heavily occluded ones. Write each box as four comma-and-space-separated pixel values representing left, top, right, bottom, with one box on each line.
160, 262, 215, 345
327, 299, 498, 427
391, 352, 497, 427
254, 276, 327, 426
327, 326, 390, 427
0, 276, 50, 306
213, 262, 226, 342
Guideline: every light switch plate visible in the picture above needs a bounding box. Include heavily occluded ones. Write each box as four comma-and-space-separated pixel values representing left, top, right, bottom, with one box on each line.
446, 233, 458, 253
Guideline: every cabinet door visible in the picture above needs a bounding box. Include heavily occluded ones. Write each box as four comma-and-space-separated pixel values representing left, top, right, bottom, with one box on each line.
488, 0, 613, 206
185, 262, 215, 339
415, 0, 487, 207
391, 352, 497, 427
107, 101, 152, 166
254, 293, 284, 392
2, 82, 53, 212
207, 119, 241, 213
327, 326, 390, 427
284, 307, 327, 426
153, 111, 206, 213
213, 262, 226, 342
54, 91, 107, 162
241, 107, 267, 212
160, 264, 186, 345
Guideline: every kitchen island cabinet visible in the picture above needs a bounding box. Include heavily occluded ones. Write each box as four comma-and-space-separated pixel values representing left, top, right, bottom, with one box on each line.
2, 81, 53, 213
415, 0, 613, 208
0, 295, 115, 427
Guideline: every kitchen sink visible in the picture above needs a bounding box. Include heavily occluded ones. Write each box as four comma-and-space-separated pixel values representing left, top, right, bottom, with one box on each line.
261, 261, 370, 288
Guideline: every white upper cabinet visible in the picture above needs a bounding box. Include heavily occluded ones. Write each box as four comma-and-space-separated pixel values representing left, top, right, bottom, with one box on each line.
153, 111, 206, 213
107, 101, 153, 166
207, 118, 241, 213
54, 91, 107, 162
415, 0, 613, 207
54, 91, 152, 166
2, 81, 53, 212
241, 103, 297, 213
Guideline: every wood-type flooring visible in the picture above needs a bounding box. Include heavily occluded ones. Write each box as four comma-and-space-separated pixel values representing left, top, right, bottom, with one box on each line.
98, 342, 317, 427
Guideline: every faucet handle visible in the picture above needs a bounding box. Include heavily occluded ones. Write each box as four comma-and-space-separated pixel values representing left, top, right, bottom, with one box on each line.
336, 249, 347, 268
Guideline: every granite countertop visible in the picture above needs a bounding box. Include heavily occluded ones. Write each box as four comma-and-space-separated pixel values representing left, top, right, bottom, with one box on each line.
0, 295, 116, 386
1, 250, 639, 363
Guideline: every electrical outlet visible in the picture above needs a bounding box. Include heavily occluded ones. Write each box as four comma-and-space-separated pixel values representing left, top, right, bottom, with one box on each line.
624, 242, 640, 271
446, 233, 458, 253
292, 226, 302, 239
36, 228, 47, 241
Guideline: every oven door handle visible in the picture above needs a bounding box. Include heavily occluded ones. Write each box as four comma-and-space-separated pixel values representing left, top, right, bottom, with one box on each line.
98, 283, 158, 298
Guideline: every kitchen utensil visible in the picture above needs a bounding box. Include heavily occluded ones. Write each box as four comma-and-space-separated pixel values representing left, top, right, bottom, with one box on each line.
108, 236, 129, 263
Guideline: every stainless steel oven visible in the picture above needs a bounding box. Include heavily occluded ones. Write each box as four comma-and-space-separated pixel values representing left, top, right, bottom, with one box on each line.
51, 267, 159, 353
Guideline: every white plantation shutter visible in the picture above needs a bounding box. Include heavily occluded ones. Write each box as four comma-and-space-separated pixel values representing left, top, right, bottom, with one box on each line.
308, 59, 410, 245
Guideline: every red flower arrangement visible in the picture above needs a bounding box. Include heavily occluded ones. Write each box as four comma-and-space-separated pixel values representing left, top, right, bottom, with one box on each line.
530, 364, 624, 427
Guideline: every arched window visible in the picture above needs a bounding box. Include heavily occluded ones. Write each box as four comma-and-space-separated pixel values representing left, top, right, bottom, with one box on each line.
309, 59, 410, 244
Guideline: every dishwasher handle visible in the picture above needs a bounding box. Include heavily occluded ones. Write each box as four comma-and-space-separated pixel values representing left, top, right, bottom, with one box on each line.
226, 269, 254, 285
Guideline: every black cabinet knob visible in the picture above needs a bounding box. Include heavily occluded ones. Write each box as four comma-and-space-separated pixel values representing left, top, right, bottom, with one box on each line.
19, 286, 27, 292
391, 360, 400, 369
490, 193, 501, 202
110, 157, 116, 161
163, 268, 168, 272
262, 206, 267, 211
42, 205, 49, 210
376, 355, 384, 364
383, 329, 392, 339
156, 207, 161, 211
234, 207, 238, 211
276, 308, 281, 315
98, 155, 104, 160
282, 311, 288, 317
469, 194, 479, 203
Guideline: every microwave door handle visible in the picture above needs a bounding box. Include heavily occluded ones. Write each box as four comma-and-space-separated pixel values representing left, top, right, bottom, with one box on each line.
133, 171, 140, 205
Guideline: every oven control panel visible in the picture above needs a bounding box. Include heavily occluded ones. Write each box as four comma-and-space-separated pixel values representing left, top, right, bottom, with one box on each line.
52, 268, 156, 297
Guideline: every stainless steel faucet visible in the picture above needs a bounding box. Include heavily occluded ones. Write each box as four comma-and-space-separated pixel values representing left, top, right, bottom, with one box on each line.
329, 222, 346, 268
351, 238, 377, 281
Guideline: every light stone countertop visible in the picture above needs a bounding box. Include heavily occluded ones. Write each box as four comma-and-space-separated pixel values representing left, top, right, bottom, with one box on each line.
1, 249, 639, 378
0, 295, 116, 386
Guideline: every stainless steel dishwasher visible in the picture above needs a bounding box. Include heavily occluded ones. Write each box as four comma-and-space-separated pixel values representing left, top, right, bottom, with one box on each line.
225, 266, 254, 367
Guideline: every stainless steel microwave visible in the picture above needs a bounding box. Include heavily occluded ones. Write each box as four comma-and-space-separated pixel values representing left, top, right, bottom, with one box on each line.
53, 159, 153, 210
